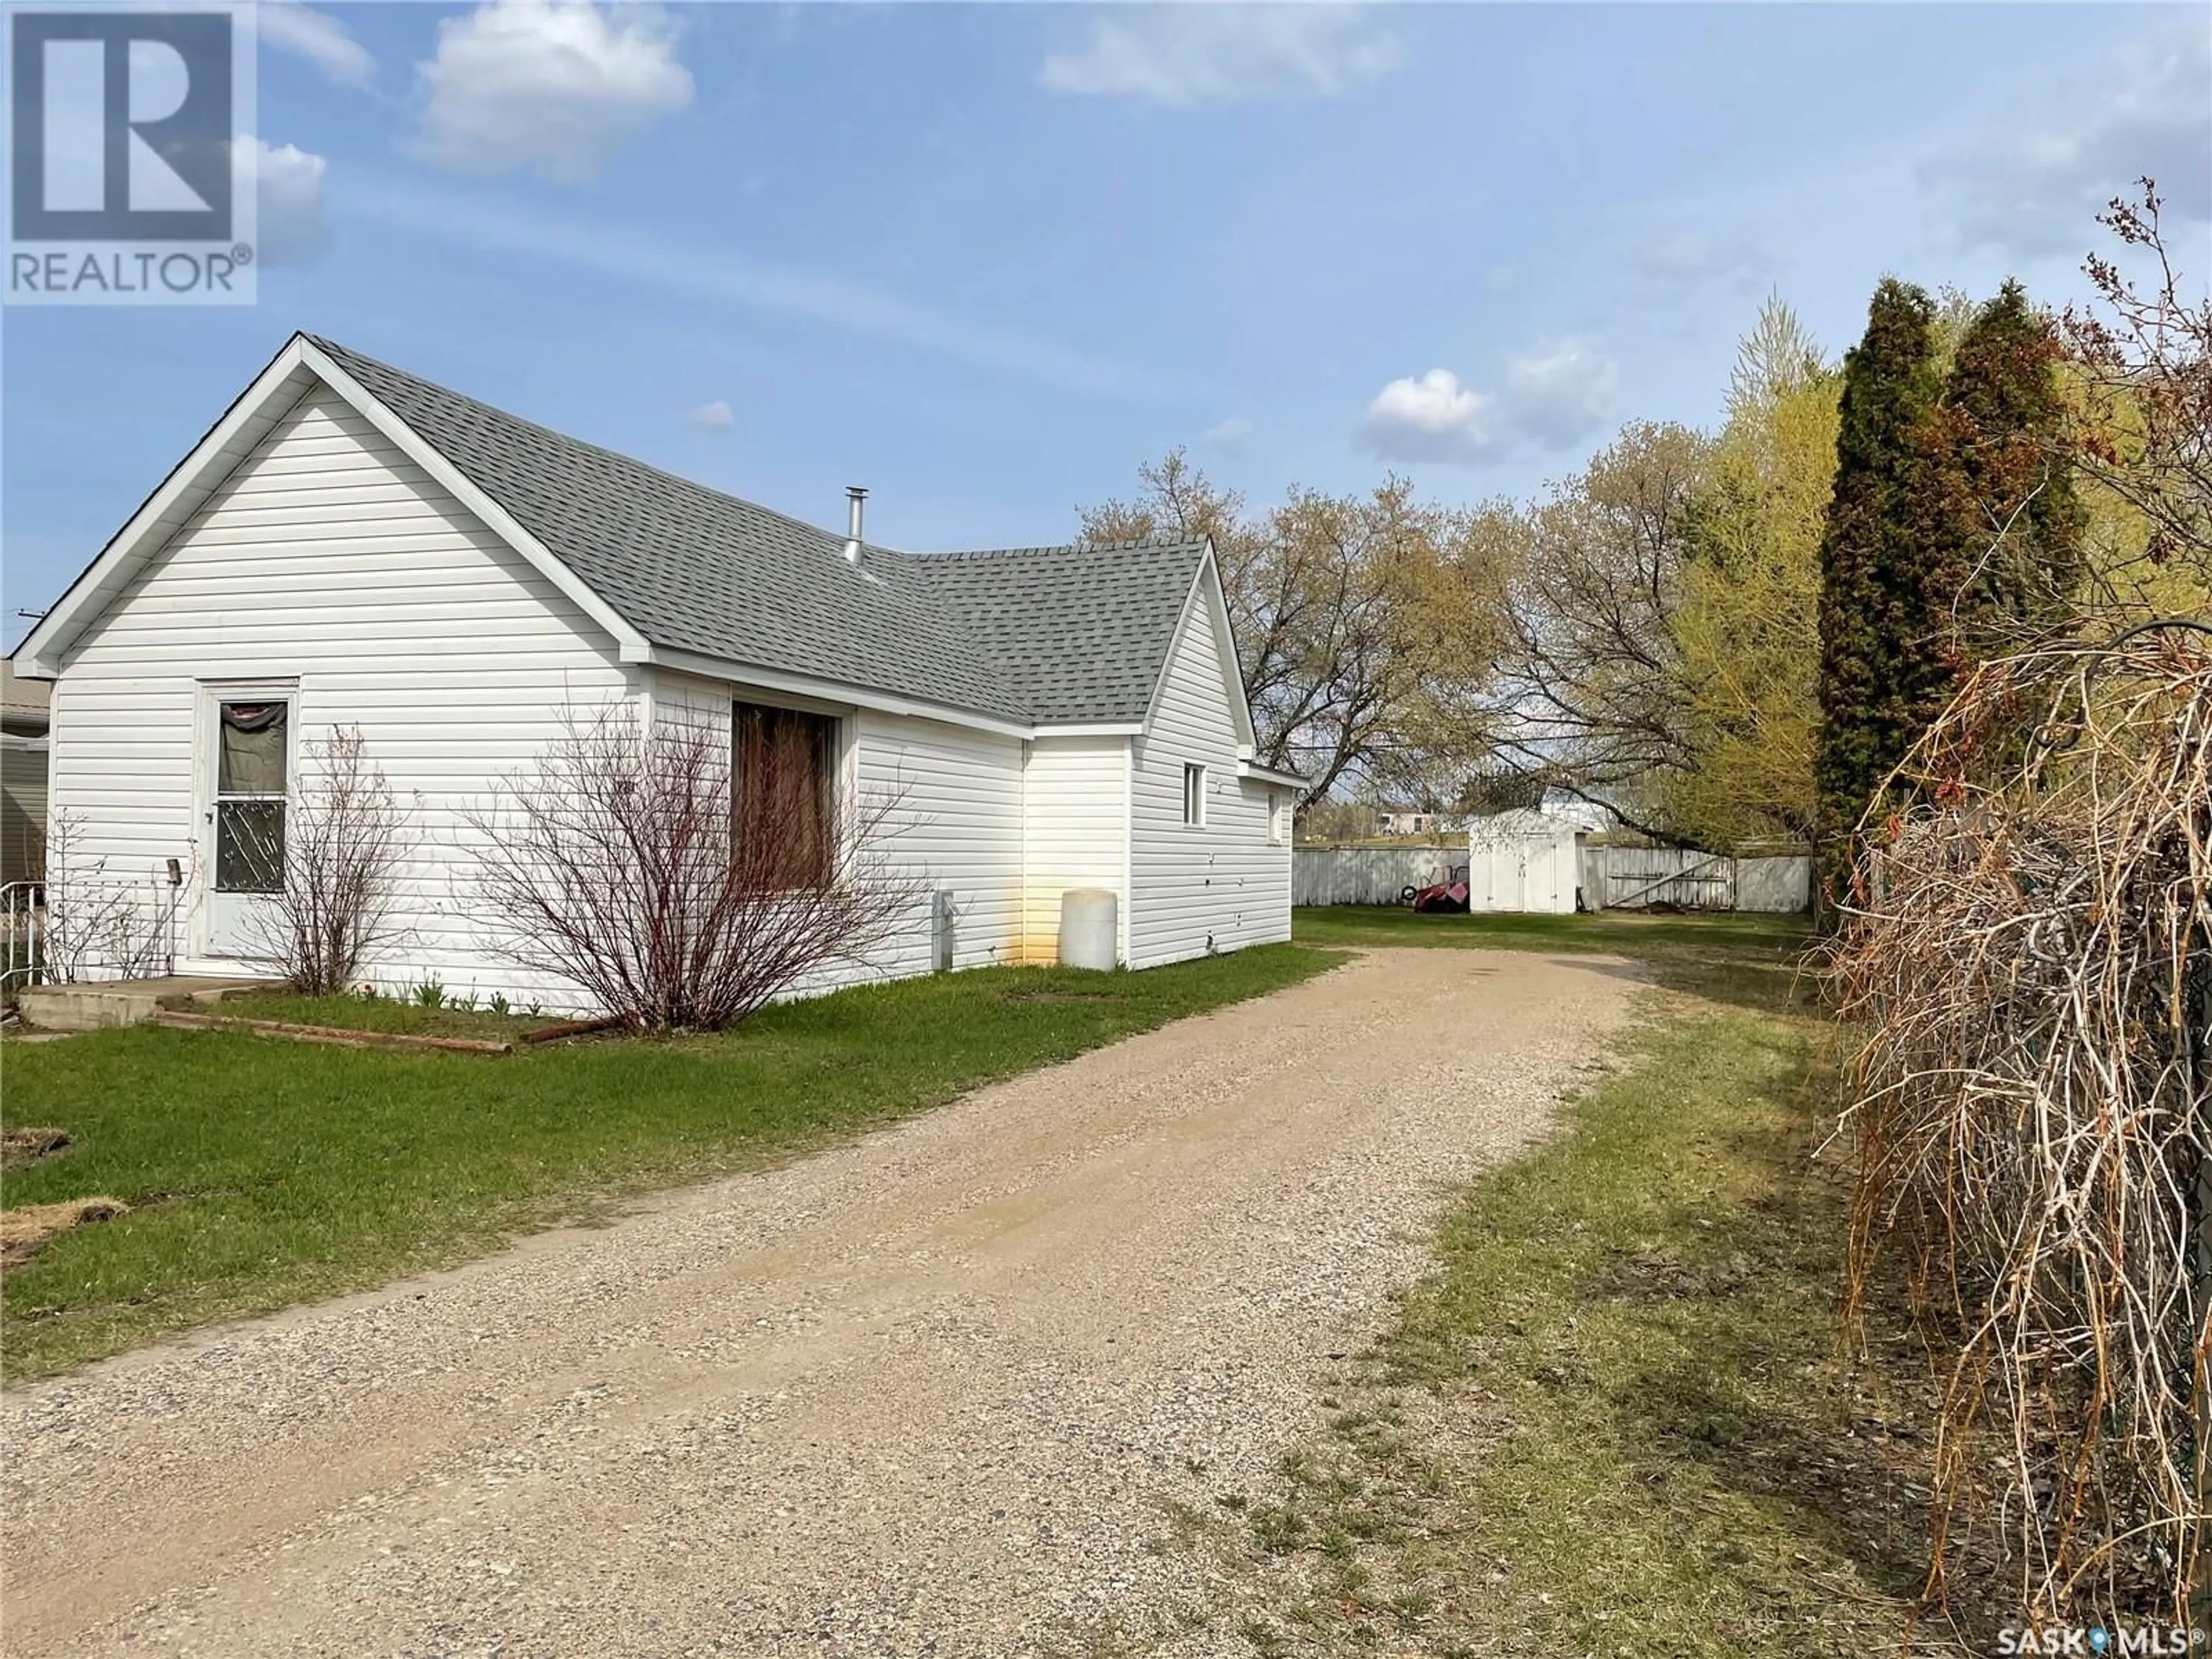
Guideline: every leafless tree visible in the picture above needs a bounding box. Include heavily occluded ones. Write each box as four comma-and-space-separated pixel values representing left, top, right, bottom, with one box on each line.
1483, 422, 1714, 842
1082, 453, 1502, 806
36, 810, 175, 983
2062, 180, 2212, 594
463, 706, 924, 1032
245, 727, 412, 995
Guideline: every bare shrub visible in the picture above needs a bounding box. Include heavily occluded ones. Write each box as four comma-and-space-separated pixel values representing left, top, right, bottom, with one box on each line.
246, 727, 412, 995
2063, 180, 2212, 593
37, 810, 177, 983
1829, 623, 2212, 1620
463, 706, 923, 1032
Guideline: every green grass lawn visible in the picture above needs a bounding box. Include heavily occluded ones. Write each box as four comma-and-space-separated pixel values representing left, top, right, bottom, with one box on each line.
1292, 902, 1813, 960
1197, 912, 1984, 1656
0, 946, 1338, 1380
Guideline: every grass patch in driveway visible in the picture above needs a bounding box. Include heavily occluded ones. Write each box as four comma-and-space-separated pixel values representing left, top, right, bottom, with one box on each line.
1203, 922, 1985, 1656
1, 946, 1339, 1380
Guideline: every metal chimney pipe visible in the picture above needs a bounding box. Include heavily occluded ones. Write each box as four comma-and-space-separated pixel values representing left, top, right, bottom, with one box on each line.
844, 486, 867, 565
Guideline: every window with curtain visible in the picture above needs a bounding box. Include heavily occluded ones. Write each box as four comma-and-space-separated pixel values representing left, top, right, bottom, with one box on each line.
215, 700, 287, 892
733, 701, 837, 887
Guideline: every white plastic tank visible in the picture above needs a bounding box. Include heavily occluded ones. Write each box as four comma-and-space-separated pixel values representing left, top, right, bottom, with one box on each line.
1056, 888, 1119, 970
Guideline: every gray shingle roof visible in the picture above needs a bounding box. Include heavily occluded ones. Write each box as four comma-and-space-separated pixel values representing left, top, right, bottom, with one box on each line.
306, 336, 1206, 727
900, 540, 1205, 725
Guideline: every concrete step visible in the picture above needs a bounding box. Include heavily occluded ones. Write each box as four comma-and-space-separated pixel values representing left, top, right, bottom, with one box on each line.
18, 976, 274, 1033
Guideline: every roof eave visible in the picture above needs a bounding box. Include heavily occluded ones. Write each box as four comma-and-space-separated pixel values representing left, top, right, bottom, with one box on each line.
14, 336, 323, 677
15, 335, 656, 678
298, 339, 652, 664
1032, 719, 1145, 738
645, 645, 1035, 740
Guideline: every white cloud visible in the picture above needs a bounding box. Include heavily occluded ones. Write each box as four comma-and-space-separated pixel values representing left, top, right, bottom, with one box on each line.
1358, 340, 1619, 465
249, 138, 330, 266
1199, 415, 1253, 453
1041, 4, 1400, 107
1358, 368, 1493, 463
686, 398, 734, 433
1923, 24, 2210, 257
260, 2, 374, 86
408, 0, 694, 184
1503, 337, 1618, 447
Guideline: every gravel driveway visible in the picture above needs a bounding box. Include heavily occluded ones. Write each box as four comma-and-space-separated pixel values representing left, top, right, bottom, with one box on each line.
2, 947, 1639, 1657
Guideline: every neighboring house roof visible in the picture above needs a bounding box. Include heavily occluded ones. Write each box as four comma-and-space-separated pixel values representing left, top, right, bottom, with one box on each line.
304, 337, 1208, 728
0, 660, 50, 737
1471, 804, 1606, 839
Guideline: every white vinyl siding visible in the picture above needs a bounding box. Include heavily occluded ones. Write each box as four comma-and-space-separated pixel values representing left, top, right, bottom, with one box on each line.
854, 709, 1024, 976
46, 385, 630, 1007
1020, 735, 1131, 965
646, 675, 1027, 987
1126, 593, 1291, 969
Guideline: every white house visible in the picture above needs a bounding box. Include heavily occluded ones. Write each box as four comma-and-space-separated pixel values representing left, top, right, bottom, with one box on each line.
12, 334, 1302, 1008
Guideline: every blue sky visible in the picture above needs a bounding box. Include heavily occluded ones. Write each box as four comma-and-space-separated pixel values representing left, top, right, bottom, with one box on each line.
5, 2, 2208, 647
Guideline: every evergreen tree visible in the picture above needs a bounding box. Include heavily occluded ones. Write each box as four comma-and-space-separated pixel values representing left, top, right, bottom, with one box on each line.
1816, 280, 2084, 909
1815, 279, 1941, 893
1907, 279, 2082, 670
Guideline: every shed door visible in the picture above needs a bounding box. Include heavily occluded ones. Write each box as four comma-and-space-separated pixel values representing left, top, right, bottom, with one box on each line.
204, 694, 291, 960
1467, 839, 1527, 912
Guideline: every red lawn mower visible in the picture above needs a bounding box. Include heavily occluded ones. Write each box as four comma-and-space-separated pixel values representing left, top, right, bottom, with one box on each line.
1402, 864, 1471, 914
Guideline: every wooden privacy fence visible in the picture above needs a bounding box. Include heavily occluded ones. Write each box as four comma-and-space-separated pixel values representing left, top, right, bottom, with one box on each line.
1292, 846, 1460, 907
1293, 844, 1811, 912
1586, 847, 1809, 912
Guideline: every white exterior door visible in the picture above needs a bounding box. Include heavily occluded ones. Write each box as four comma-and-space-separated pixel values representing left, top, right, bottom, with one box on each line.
1528, 834, 1576, 913
202, 690, 293, 960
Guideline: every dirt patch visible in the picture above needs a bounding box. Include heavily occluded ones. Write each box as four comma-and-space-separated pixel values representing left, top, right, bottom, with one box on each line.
1, 1127, 70, 1168
1, 1198, 129, 1268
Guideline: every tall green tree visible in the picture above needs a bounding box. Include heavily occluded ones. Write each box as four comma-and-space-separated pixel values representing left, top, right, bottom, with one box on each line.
1907, 279, 2082, 666
1815, 279, 1942, 889
1673, 298, 1840, 846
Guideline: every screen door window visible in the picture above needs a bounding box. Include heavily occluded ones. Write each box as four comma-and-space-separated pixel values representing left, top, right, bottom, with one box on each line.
214, 700, 287, 893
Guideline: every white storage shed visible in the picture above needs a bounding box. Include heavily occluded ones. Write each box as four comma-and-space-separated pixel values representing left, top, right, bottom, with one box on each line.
1464, 808, 1589, 915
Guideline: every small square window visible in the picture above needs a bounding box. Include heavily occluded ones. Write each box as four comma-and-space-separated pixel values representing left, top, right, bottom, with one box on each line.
1183, 763, 1206, 827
